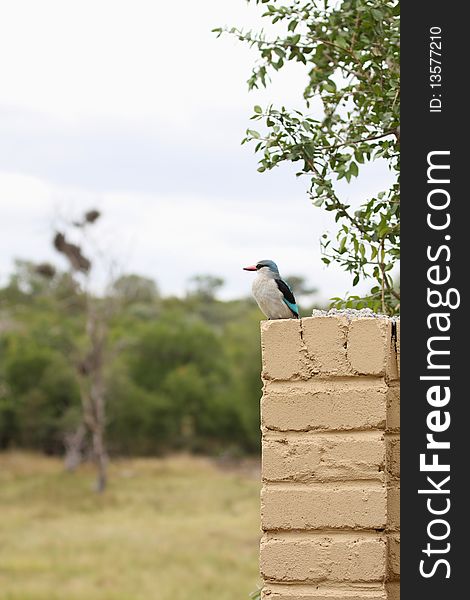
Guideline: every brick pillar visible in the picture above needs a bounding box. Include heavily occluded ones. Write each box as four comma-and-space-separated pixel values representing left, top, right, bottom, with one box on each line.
259, 314, 400, 600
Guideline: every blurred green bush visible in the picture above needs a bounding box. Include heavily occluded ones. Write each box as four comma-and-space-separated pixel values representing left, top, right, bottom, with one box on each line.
0, 261, 278, 456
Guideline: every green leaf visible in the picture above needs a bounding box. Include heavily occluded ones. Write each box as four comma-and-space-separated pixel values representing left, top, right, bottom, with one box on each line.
354, 149, 365, 164
253, 105, 263, 114
247, 129, 261, 139
322, 80, 337, 93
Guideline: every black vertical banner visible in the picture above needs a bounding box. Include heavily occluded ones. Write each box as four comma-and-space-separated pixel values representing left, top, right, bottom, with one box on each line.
401, 2, 466, 598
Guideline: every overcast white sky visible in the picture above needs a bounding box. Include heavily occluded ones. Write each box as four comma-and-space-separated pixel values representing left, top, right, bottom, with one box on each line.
0, 0, 393, 302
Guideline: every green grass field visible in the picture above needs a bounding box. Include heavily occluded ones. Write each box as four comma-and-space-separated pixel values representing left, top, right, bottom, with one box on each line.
0, 453, 261, 600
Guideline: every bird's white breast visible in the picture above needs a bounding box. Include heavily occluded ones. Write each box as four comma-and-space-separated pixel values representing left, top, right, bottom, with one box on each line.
252, 275, 293, 319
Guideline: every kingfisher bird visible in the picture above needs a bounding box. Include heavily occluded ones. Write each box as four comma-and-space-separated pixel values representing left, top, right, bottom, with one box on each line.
243, 259, 299, 319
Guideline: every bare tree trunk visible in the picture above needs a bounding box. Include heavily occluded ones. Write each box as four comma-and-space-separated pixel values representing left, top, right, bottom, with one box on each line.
77, 302, 109, 493
92, 425, 108, 493
52, 215, 113, 493
64, 422, 87, 472
89, 345, 108, 494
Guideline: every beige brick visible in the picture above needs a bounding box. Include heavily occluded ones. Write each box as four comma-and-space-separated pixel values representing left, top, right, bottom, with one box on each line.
347, 319, 391, 376
262, 433, 385, 483
261, 484, 386, 531
262, 380, 387, 432
386, 436, 400, 480
387, 534, 400, 581
386, 386, 400, 432
385, 582, 400, 600
395, 321, 400, 378
387, 484, 400, 532
263, 438, 321, 482
260, 534, 386, 583
301, 316, 352, 375
262, 585, 387, 600
261, 319, 304, 381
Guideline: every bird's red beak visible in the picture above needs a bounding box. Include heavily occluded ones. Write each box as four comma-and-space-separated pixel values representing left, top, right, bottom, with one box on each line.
243, 265, 257, 271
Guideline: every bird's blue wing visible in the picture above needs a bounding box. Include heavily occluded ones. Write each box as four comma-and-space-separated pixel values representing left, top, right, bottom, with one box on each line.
275, 279, 299, 318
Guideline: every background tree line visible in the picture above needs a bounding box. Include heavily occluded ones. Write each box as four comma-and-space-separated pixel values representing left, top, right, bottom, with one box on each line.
0, 259, 318, 461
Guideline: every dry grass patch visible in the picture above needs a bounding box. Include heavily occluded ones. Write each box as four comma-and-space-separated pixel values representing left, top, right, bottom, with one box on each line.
0, 453, 261, 600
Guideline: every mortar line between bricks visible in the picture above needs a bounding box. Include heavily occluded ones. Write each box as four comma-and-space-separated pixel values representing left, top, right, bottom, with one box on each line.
263, 582, 387, 592
264, 375, 387, 385
261, 480, 386, 489
262, 527, 388, 542
262, 429, 387, 440
263, 528, 387, 535
263, 577, 386, 586
262, 530, 385, 540
262, 427, 388, 435
262, 479, 385, 485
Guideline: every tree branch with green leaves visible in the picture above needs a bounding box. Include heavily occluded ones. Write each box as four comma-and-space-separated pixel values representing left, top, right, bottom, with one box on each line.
214, 0, 400, 314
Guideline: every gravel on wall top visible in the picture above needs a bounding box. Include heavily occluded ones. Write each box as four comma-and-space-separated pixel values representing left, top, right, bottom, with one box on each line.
311, 307, 400, 321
